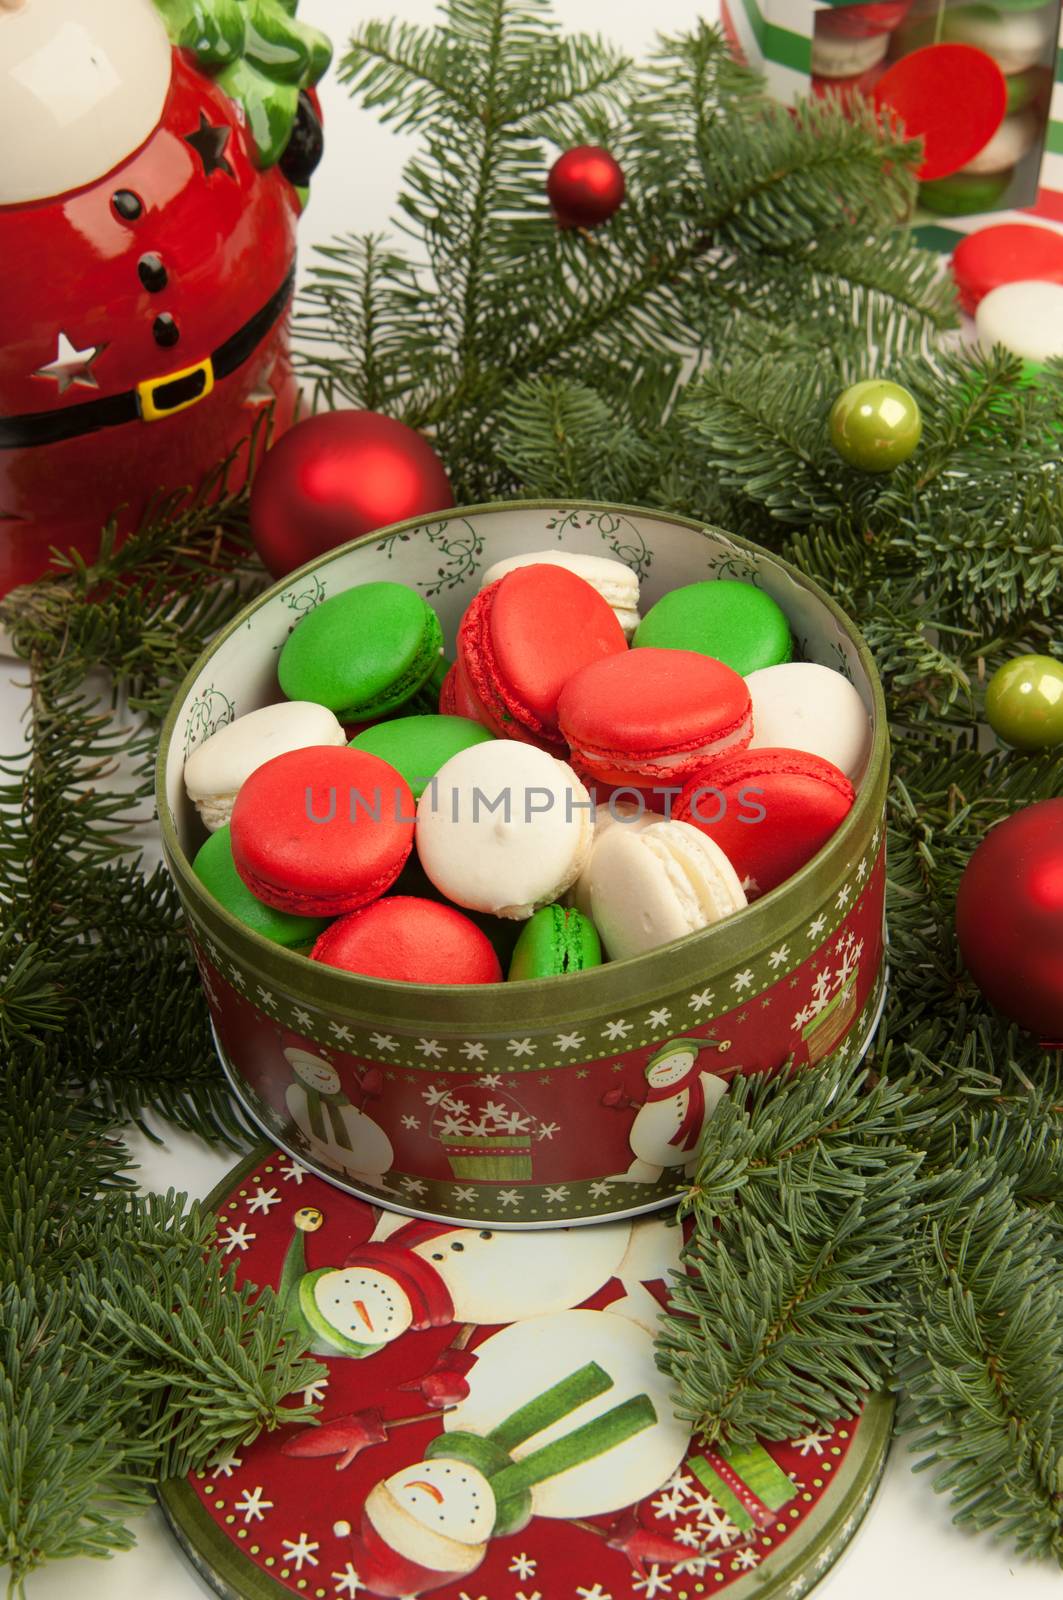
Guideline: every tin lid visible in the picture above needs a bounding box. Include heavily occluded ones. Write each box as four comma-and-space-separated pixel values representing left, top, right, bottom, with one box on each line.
160, 1145, 894, 1600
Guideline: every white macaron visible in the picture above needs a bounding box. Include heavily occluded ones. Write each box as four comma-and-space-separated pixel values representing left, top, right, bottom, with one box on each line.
976, 280, 1063, 364
568, 801, 656, 917
942, 5, 1056, 74
811, 29, 889, 77
416, 741, 594, 919
480, 550, 641, 638
745, 662, 872, 780
961, 110, 1039, 175
580, 818, 747, 961
183, 701, 347, 831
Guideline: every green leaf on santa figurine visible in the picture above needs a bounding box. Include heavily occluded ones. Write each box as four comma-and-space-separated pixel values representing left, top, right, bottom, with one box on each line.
219, 61, 301, 167
154, 0, 246, 66
153, 0, 332, 168
159, 1145, 894, 1600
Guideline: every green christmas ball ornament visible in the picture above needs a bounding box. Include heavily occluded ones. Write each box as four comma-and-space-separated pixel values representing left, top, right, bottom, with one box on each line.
985, 654, 1063, 750
829, 380, 923, 472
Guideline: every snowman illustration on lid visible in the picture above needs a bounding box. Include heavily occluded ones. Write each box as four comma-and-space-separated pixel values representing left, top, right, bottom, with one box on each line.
277, 1202, 678, 1363
605, 1035, 732, 1184
283, 1047, 395, 1192
344, 1298, 692, 1597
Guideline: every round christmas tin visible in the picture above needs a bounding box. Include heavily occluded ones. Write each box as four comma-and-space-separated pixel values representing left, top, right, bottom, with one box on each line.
158, 1144, 894, 1600
157, 502, 889, 1228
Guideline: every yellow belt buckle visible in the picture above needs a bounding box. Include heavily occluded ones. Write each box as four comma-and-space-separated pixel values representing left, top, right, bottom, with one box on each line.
137, 356, 214, 422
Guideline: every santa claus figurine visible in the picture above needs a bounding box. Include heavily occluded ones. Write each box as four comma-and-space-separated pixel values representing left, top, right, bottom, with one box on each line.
0, 0, 330, 596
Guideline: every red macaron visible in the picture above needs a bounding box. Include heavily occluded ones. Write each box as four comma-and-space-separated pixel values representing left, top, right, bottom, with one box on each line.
951, 223, 1063, 317
311, 896, 503, 984
438, 663, 461, 716
230, 745, 415, 917
811, 63, 887, 106
557, 648, 753, 787
816, 1, 911, 37
458, 565, 627, 751
675, 748, 855, 899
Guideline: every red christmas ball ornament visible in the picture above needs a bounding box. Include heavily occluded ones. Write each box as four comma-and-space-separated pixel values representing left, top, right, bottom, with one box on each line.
250, 410, 454, 578
547, 145, 626, 229
955, 798, 1063, 1043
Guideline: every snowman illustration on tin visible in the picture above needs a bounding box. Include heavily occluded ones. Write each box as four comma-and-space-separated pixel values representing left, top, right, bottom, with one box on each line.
340, 1294, 693, 1597
605, 1035, 733, 1184
277, 1201, 681, 1372
283, 1048, 395, 1192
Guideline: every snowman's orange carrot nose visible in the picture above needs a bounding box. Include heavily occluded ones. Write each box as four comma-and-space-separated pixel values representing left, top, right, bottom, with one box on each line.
354, 1300, 374, 1331
408, 1480, 444, 1504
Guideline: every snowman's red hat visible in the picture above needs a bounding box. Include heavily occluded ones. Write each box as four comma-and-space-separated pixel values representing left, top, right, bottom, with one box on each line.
347, 1525, 446, 1598
342, 1220, 456, 1331
349, 1488, 482, 1597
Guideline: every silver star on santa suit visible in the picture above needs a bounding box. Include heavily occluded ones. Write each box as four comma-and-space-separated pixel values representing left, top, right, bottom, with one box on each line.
34, 332, 106, 394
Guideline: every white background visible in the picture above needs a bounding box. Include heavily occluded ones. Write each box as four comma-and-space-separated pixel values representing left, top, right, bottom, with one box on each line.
10, 0, 1059, 1596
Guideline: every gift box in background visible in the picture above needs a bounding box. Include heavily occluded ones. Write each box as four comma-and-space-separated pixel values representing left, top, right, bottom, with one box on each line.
720, 0, 1063, 252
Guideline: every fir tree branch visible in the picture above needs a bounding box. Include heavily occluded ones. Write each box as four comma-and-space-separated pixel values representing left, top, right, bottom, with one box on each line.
658, 1060, 923, 1446
899, 1164, 1063, 1561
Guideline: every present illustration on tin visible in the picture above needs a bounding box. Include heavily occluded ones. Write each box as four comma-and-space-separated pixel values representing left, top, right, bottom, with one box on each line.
424, 1079, 543, 1182
794, 931, 864, 1064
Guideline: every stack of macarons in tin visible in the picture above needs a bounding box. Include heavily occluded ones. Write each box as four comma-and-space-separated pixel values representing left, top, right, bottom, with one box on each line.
810, 0, 1056, 215
184, 552, 871, 985
810, 0, 912, 106
896, 0, 1057, 216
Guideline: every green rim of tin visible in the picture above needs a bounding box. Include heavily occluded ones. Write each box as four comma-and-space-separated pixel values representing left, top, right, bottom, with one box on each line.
156, 1152, 894, 1600
156, 501, 889, 1030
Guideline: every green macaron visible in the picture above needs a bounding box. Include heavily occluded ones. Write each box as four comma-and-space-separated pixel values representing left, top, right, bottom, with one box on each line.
508, 904, 602, 981
919, 171, 1011, 217
278, 581, 445, 720
633, 580, 792, 674
192, 827, 329, 949
349, 714, 495, 799
399, 652, 453, 715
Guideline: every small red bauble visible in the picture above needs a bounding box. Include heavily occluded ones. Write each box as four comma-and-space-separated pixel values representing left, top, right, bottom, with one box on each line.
250, 410, 453, 579
955, 798, 1063, 1042
547, 145, 626, 229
